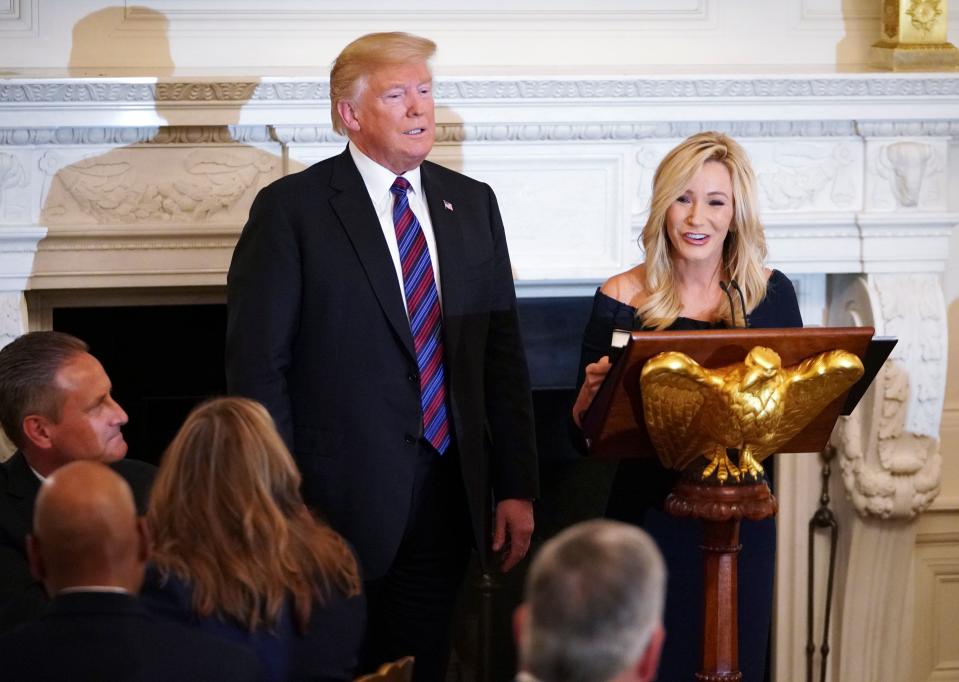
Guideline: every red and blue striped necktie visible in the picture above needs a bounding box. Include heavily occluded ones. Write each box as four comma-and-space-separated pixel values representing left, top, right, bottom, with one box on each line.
390, 177, 450, 454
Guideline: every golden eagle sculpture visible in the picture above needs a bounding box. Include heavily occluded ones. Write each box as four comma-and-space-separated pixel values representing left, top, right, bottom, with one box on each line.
640, 346, 864, 483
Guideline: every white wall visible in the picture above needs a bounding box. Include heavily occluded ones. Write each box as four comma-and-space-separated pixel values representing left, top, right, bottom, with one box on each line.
2, 0, 958, 75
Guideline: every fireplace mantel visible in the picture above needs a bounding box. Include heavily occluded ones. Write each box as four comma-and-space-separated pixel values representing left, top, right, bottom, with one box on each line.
0, 70, 957, 682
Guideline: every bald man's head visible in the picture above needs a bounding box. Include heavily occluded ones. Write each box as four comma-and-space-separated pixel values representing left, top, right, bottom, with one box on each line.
28, 461, 149, 595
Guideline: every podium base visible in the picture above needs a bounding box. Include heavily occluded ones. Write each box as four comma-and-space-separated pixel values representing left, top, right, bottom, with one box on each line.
665, 467, 777, 682
665, 474, 778, 522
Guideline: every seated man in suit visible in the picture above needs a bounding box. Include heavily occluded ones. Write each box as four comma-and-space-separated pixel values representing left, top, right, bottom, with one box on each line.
514, 520, 667, 682
0, 460, 258, 681
0, 331, 155, 631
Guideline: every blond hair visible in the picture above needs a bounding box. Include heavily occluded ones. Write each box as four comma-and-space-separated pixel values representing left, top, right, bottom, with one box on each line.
148, 397, 361, 632
637, 132, 768, 330
330, 32, 436, 135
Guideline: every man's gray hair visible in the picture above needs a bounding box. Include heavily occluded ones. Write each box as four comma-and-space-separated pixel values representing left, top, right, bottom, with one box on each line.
520, 519, 666, 682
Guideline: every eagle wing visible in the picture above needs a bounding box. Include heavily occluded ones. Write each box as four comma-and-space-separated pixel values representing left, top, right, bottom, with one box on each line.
754, 349, 864, 459
640, 352, 727, 471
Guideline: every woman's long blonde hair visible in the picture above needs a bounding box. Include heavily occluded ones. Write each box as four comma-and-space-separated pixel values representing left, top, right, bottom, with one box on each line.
637, 131, 768, 329
147, 397, 361, 632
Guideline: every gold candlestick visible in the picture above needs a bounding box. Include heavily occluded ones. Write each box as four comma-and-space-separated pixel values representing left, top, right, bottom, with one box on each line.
872, 0, 959, 70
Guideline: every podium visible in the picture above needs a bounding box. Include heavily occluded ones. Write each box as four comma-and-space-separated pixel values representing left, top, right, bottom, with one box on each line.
582, 327, 892, 681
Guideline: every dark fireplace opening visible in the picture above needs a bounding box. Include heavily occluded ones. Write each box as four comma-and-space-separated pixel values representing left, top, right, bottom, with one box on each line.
53, 296, 603, 464
54, 304, 229, 466
53, 295, 617, 681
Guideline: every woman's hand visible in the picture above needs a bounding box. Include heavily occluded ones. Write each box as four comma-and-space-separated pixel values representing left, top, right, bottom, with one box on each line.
571, 356, 612, 427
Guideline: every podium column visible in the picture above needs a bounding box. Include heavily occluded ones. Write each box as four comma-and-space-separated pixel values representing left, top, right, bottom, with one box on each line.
667, 477, 778, 681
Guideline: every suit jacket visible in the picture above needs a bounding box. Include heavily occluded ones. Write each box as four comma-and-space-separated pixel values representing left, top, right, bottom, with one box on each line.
0, 451, 156, 632
226, 149, 539, 578
0, 591, 258, 681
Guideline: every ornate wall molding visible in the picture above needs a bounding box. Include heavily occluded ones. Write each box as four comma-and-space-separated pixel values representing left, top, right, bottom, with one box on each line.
856, 119, 959, 137
829, 274, 944, 519
433, 76, 959, 100
0, 126, 273, 146
3, 120, 958, 150
39, 144, 280, 226
0, 292, 26, 349
3, 75, 959, 108
160, 120, 959, 148
0, 226, 46, 292
0, 0, 37, 38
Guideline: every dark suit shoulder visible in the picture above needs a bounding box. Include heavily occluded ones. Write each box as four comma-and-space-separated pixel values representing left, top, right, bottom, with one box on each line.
257, 151, 341, 198
0, 592, 259, 681
110, 459, 156, 515
1, 451, 33, 493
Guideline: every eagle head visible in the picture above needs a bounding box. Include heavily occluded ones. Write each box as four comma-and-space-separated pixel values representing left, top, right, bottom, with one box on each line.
741, 346, 782, 390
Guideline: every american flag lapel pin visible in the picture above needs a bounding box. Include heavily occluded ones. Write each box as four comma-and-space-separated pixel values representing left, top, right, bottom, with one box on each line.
443, 200, 454, 212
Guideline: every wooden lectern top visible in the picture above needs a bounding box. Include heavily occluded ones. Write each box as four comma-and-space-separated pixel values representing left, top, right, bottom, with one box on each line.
581, 326, 880, 460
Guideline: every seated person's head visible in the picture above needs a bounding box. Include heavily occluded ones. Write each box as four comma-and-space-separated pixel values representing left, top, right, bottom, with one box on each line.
148, 397, 360, 630
0, 331, 128, 475
28, 461, 148, 595
515, 520, 666, 682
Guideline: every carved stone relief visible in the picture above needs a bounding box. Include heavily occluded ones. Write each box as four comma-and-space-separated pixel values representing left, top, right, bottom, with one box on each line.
869, 139, 946, 211
829, 274, 944, 518
0, 151, 28, 223
633, 145, 661, 217
756, 142, 857, 211
628, 139, 863, 215
40, 145, 279, 225
0, 291, 26, 349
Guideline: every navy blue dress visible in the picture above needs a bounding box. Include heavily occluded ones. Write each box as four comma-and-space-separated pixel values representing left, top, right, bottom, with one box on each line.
577, 270, 802, 682
140, 565, 365, 682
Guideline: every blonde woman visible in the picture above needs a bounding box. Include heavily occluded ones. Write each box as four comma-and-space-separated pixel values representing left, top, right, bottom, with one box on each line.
142, 397, 363, 682
571, 132, 802, 680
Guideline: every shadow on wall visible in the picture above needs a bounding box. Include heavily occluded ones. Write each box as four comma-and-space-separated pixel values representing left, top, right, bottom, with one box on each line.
835, 0, 876, 66
35, 7, 282, 462
43, 6, 278, 228
945, 255, 959, 418
944, 195, 959, 403
68, 6, 176, 77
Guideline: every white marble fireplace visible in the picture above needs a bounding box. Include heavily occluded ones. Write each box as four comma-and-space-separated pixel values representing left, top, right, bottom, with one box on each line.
1, 70, 956, 680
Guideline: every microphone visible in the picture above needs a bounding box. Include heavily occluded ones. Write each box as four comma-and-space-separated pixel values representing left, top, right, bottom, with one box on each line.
719, 281, 738, 328
729, 279, 749, 328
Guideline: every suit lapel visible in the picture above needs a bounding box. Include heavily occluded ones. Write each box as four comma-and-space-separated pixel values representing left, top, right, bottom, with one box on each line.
421, 162, 467, 362
328, 150, 416, 360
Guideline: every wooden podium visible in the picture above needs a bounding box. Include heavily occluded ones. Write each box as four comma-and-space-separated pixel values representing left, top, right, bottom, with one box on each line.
581, 327, 892, 681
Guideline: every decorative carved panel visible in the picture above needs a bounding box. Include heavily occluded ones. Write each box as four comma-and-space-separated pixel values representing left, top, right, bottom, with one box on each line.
830, 274, 944, 519
0, 0, 36, 37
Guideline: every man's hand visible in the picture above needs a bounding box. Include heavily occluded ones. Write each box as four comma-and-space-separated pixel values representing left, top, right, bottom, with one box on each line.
493, 498, 534, 573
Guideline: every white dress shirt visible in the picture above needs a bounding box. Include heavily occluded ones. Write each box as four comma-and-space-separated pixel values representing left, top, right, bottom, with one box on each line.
348, 142, 442, 314
514, 673, 542, 682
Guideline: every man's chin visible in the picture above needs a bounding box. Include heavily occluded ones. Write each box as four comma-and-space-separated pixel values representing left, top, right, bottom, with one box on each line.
101, 440, 128, 462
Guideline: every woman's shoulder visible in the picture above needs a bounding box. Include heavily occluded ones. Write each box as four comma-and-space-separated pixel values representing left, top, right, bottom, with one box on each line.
600, 264, 647, 308
752, 268, 802, 328
763, 268, 796, 296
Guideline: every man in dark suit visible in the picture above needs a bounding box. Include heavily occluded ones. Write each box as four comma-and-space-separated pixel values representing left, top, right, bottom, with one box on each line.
0, 460, 258, 681
226, 32, 539, 680
0, 331, 155, 632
